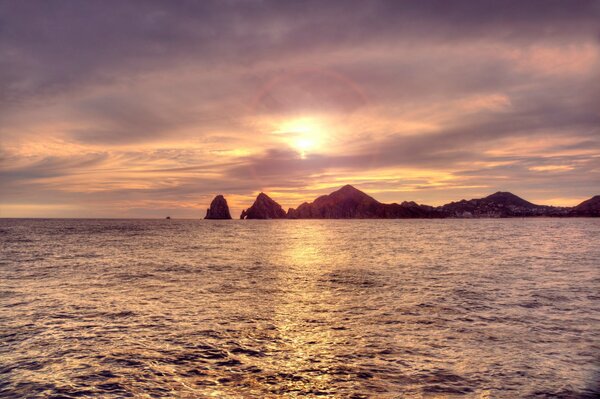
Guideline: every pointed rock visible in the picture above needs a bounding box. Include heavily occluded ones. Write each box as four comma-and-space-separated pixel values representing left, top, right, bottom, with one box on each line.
240, 193, 286, 219
204, 195, 232, 219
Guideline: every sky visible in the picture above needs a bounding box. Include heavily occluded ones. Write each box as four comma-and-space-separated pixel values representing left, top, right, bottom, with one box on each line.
1, 0, 600, 218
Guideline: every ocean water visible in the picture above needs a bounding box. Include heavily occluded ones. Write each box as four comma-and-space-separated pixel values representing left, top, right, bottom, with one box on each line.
1, 218, 599, 399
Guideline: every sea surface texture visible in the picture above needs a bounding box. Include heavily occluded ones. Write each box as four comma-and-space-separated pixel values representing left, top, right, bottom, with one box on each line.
1, 219, 599, 398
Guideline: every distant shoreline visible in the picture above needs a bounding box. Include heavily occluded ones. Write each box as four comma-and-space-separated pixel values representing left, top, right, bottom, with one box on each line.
206, 185, 600, 220
3, 185, 599, 220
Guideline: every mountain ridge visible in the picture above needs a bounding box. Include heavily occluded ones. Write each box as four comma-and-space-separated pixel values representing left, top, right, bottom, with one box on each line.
437, 191, 568, 218
205, 185, 600, 219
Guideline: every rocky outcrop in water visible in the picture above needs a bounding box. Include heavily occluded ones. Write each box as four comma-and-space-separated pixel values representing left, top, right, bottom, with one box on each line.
571, 195, 600, 217
204, 195, 232, 219
240, 193, 287, 219
286, 185, 442, 219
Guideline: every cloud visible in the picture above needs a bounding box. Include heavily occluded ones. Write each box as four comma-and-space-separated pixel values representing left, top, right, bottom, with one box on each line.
1, 1, 599, 216
2, 0, 598, 103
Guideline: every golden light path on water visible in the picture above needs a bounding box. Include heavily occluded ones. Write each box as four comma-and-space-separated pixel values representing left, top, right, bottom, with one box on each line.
0, 219, 599, 398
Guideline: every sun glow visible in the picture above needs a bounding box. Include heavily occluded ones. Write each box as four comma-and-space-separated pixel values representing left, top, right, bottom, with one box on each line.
274, 117, 325, 158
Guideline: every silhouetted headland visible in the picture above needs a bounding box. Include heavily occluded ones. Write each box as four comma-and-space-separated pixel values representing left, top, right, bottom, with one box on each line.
572, 195, 600, 217
205, 185, 600, 219
441, 191, 567, 218
287, 184, 440, 219
204, 195, 232, 219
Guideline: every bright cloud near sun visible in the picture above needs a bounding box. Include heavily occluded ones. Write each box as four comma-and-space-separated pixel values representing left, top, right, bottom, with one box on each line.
272, 117, 329, 158
1, 1, 599, 218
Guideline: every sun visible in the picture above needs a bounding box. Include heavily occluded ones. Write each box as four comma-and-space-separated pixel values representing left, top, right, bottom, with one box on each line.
274, 117, 324, 158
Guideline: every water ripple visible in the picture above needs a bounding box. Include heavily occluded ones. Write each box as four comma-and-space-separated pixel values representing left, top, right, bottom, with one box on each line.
1, 218, 599, 398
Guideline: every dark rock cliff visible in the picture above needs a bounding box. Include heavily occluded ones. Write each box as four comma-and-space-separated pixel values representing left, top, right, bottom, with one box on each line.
287, 185, 442, 219
204, 195, 232, 219
240, 193, 287, 219
571, 195, 600, 217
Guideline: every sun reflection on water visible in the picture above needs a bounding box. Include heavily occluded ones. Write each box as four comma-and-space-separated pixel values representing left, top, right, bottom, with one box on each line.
1, 219, 599, 398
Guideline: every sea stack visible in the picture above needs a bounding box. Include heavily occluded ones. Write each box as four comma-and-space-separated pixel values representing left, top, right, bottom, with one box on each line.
205, 195, 232, 219
240, 193, 286, 219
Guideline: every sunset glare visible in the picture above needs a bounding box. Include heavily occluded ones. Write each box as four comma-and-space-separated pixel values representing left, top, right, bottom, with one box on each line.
0, 1, 599, 218
276, 118, 324, 157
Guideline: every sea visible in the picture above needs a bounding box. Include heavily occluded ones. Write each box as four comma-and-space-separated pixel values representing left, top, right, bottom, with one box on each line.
1, 218, 599, 398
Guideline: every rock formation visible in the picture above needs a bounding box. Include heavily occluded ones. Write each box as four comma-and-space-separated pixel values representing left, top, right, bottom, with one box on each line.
204, 195, 232, 219
230, 186, 599, 220
240, 193, 287, 219
287, 185, 442, 219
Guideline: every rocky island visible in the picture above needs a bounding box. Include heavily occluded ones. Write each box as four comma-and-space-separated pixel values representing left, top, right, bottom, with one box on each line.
203, 186, 600, 219
204, 195, 232, 219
